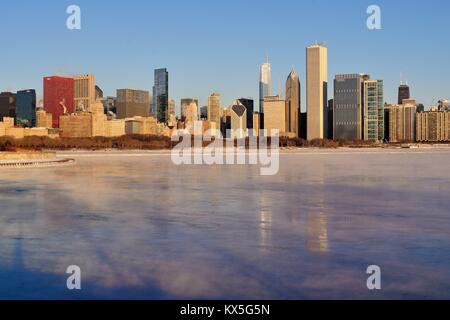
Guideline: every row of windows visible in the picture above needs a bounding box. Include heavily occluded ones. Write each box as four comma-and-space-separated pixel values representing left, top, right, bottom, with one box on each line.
335, 122, 358, 125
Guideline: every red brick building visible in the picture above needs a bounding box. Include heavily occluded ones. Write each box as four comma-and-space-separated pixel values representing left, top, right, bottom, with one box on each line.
43, 76, 74, 128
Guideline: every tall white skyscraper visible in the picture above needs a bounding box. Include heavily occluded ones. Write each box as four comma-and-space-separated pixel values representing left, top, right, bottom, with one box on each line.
259, 58, 271, 114
306, 44, 328, 140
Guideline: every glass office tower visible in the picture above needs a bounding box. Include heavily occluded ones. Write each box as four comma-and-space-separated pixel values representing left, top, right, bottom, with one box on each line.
333, 74, 370, 140
16, 89, 36, 127
363, 79, 384, 141
153, 68, 169, 123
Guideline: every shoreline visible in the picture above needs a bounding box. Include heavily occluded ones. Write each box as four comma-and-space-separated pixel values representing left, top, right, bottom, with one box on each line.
2, 145, 449, 164
52, 145, 450, 156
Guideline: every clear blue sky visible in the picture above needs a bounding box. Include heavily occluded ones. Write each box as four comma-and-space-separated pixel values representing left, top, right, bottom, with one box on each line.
1, 0, 449, 113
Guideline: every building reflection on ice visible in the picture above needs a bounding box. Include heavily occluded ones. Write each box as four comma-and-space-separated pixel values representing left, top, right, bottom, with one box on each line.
305, 164, 329, 253
258, 192, 273, 255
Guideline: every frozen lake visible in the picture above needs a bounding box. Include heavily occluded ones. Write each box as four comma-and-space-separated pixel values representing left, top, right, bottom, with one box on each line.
0, 148, 450, 299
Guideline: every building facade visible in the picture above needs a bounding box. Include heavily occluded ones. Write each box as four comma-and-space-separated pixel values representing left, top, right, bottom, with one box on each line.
237, 98, 254, 130
208, 93, 221, 128
264, 95, 286, 137
333, 74, 370, 140
0, 92, 17, 120
168, 99, 176, 118
385, 104, 416, 142
416, 109, 450, 142
285, 69, 301, 137
36, 109, 53, 128
259, 60, 271, 114
363, 80, 384, 141
184, 101, 199, 124
398, 84, 411, 105
200, 106, 208, 120
181, 98, 199, 122
16, 89, 37, 127
43, 76, 74, 128
153, 68, 169, 123
230, 104, 247, 138
74, 74, 96, 112
253, 112, 261, 136
116, 89, 150, 119
438, 99, 450, 111
306, 44, 328, 140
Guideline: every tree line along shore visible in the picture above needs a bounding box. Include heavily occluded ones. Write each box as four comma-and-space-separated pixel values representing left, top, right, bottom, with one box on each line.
0, 135, 448, 152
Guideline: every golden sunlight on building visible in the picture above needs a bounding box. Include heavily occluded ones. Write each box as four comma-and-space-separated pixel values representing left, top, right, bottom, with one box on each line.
36, 109, 53, 128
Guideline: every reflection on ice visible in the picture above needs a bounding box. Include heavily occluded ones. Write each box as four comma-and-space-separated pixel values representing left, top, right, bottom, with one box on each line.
0, 149, 450, 299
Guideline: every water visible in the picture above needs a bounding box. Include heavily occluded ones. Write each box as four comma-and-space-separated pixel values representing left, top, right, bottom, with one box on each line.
1, 148, 450, 299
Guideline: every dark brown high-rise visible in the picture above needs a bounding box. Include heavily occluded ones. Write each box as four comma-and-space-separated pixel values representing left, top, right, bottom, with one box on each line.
398, 84, 410, 104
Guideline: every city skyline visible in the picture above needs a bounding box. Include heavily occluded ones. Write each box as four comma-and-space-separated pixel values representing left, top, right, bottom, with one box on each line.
1, 0, 450, 111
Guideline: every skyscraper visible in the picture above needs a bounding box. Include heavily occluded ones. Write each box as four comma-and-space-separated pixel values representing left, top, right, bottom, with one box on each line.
333, 74, 370, 140
385, 104, 416, 142
259, 58, 271, 114
230, 104, 247, 138
306, 44, 328, 140
153, 68, 169, 123
264, 95, 286, 137
16, 89, 36, 127
237, 98, 254, 130
363, 80, 384, 141
0, 92, 16, 120
398, 84, 410, 105
74, 74, 96, 112
208, 93, 221, 128
43, 76, 74, 128
285, 69, 300, 137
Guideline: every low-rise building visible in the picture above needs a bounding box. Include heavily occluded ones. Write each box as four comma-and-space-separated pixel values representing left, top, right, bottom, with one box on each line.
2, 117, 14, 129
5, 127, 25, 139
24, 128, 49, 137
36, 109, 53, 128
105, 120, 125, 137
125, 116, 158, 135
60, 112, 93, 138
